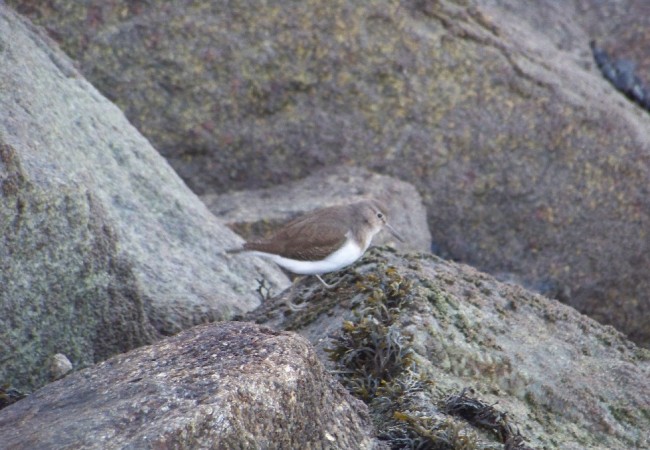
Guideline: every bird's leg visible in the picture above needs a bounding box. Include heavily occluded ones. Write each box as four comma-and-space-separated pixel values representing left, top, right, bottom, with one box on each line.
285, 276, 308, 311
315, 274, 342, 289
286, 274, 344, 311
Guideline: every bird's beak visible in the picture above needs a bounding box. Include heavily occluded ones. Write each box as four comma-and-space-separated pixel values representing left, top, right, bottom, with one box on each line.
385, 223, 404, 242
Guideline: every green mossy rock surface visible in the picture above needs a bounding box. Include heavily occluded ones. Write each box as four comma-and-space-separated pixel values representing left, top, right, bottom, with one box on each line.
248, 248, 650, 449
0, 5, 288, 393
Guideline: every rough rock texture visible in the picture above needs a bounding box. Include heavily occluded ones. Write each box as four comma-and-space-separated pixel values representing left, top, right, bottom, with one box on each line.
7, 0, 650, 347
247, 248, 650, 450
46, 354, 73, 382
582, 1, 650, 83
0, 5, 288, 393
0, 322, 379, 450
204, 166, 432, 254
1, 249, 647, 448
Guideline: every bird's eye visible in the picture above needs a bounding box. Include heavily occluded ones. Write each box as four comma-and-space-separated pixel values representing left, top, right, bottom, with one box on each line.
377, 212, 384, 219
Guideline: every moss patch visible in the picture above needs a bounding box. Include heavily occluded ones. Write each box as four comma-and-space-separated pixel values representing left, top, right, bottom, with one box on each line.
326, 265, 534, 449
0, 383, 26, 410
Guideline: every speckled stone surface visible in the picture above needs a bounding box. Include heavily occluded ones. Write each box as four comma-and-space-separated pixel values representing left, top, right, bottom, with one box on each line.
248, 248, 650, 449
0, 5, 289, 393
0, 322, 380, 450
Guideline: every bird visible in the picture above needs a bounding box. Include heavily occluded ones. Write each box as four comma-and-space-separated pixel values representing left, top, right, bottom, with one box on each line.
227, 199, 403, 289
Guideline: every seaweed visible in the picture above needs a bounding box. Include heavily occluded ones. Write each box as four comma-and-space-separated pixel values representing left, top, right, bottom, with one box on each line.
326, 264, 535, 449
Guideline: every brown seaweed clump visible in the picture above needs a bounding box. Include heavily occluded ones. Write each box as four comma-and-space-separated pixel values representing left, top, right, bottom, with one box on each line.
326, 265, 534, 450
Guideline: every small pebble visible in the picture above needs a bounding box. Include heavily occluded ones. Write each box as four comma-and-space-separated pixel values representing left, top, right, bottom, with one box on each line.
48, 353, 73, 381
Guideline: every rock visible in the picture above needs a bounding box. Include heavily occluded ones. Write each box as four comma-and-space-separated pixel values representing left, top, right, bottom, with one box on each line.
0, 322, 379, 450
46, 354, 73, 381
203, 166, 432, 254
6, 0, 650, 346
490, 0, 650, 77
0, 5, 289, 393
246, 248, 650, 449
1, 249, 647, 448
590, 41, 650, 112
0, 386, 26, 410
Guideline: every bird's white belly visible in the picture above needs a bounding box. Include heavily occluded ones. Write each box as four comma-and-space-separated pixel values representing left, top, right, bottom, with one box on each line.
251, 239, 364, 275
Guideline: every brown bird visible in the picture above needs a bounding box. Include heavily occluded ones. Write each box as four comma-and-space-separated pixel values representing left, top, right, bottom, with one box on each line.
227, 199, 403, 288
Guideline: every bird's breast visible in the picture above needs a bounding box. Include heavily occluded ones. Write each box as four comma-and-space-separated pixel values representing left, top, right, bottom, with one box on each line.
250, 238, 363, 275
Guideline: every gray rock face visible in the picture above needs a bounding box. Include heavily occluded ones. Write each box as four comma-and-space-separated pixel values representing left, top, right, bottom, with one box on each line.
0, 5, 288, 393
247, 249, 650, 450
481, 0, 650, 75
0, 322, 379, 450
46, 354, 73, 381
6, 0, 650, 346
3, 249, 646, 449
203, 166, 432, 254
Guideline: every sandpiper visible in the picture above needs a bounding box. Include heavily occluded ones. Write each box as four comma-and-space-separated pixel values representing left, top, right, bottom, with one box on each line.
227, 199, 403, 288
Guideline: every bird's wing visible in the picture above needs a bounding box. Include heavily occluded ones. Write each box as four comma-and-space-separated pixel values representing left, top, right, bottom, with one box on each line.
243, 215, 349, 261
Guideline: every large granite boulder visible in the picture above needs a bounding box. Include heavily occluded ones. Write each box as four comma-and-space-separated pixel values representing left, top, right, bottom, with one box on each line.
0, 5, 288, 393
247, 248, 650, 449
6, 0, 650, 347
1, 249, 647, 449
0, 322, 379, 449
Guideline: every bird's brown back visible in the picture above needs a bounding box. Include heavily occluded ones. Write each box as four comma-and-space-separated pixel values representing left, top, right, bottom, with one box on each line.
242, 205, 353, 261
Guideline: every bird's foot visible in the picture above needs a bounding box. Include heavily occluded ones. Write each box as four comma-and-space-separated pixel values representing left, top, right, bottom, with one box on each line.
287, 298, 308, 311
283, 277, 308, 310
284, 274, 346, 311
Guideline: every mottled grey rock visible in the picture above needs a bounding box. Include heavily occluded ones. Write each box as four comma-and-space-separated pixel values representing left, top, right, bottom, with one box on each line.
0, 5, 288, 393
0, 322, 379, 450
6, 0, 650, 347
203, 166, 432, 254
46, 354, 72, 381
480, 0, 650, 76
247, 249, 650, 450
